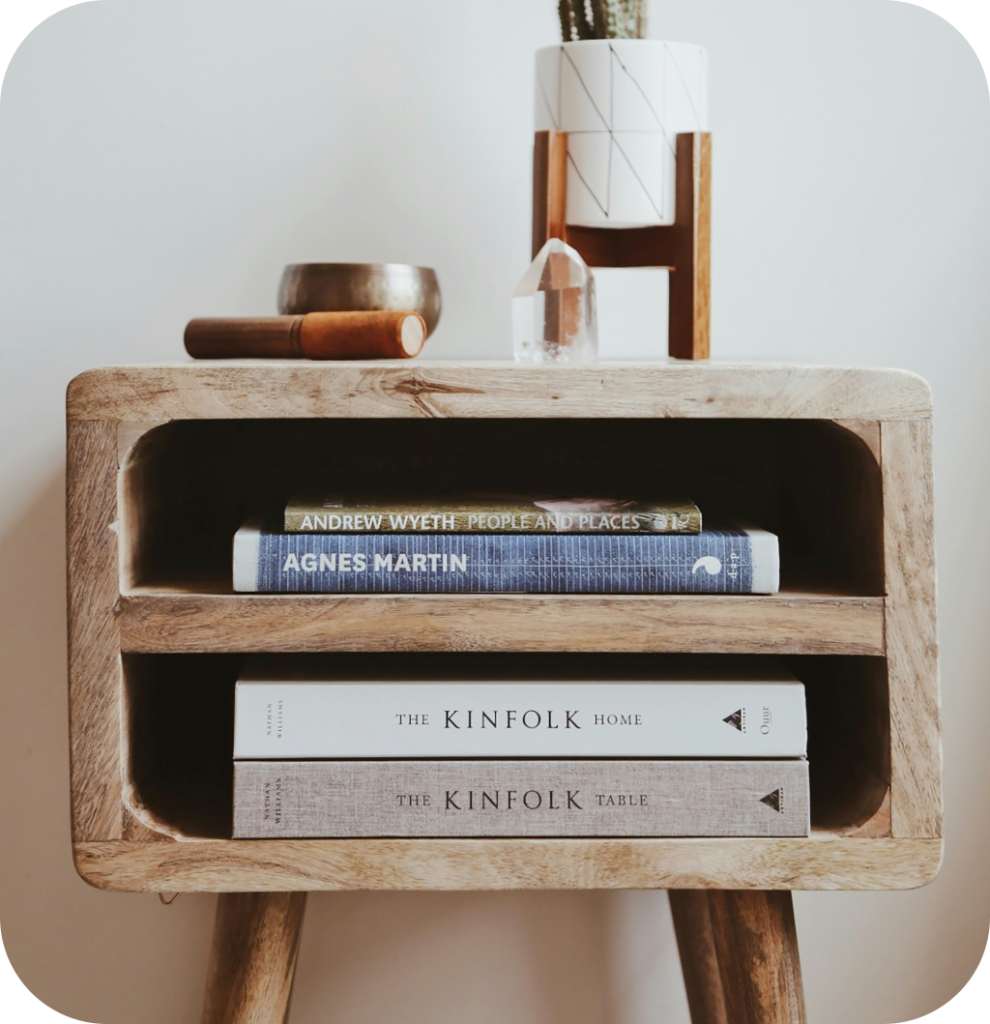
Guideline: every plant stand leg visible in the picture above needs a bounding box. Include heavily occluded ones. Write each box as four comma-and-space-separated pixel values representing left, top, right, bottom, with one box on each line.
669, 891, 729, 1024
531, 129, 711, 360
201, 892, 308, 1024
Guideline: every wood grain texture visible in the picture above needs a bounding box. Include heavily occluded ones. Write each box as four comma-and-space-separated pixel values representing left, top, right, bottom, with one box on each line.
65, 362, 942, 894
117, 591, 886, 656
668, 133, 711, 360
66, 418, 124, 841
532, 130, 568, 258
72, 837, 943, 893
707, 891, 806, 1024
201, 892, 306, 1024
121, 807, 174, 843
833, 419, 882, 465
830, 788, 891, 839
883, 419, 942, 838
564, 223, 679, 269
669, 891, 729, 1024
66, 363, 934, 423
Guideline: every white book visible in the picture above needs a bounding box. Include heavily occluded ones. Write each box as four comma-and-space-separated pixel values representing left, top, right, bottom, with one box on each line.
233, 661, 806, 759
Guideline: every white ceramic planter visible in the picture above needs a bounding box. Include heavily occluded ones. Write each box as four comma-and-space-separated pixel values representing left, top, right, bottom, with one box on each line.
535, 40, 709, 228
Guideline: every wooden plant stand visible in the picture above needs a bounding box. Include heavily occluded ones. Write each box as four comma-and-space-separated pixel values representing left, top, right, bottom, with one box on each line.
533, 129, 711, 360
66, 362, 941, 1023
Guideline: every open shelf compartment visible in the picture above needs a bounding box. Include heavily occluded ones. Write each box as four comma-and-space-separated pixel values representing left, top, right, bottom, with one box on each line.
114, 416, 886, 657
123, 653, 890, 843
121, 418, 884, 596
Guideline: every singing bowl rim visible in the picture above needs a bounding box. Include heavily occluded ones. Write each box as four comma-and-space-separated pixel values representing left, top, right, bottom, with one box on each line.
277, 263, 441, 337
281, 262, 438, 277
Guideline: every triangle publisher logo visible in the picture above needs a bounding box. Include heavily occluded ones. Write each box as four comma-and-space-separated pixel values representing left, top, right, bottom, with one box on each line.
760, 789, 783, 813
723, 709, 744, 732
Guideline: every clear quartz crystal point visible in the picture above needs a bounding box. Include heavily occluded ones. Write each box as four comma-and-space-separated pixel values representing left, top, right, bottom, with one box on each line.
512, 238, 597, 363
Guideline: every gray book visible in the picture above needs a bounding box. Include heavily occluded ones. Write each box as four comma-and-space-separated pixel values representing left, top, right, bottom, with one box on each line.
233, 759, 810, 838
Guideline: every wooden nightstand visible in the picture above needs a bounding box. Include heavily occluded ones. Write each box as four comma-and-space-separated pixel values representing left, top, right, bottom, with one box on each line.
66, 361, 941, 1023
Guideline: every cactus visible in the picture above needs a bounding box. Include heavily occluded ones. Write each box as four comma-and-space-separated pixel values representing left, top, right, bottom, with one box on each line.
557, 0, 646, 40
590, 0, 610, 38
557, 0, 574, 41
574, 1, 595, 40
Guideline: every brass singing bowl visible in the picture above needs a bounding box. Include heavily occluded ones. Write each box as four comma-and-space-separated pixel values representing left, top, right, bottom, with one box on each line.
277, 263, 441, 338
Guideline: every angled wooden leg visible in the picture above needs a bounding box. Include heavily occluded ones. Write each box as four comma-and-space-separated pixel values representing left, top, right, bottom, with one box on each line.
201, 892, 308, 1024
671, 891, 806, 1024
709, 891, 806, 1024
669, 891, 728, 1024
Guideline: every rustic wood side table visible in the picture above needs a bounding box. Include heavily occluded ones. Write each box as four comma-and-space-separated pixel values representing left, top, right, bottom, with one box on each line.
66, 361, 941, 1022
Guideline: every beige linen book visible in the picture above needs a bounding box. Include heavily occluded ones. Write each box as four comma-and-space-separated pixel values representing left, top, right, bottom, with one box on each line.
233, 759, 810, 838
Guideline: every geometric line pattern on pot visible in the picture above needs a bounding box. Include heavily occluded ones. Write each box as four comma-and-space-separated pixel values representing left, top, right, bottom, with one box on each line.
609, 43, 675, 157
536, 42, 706, 225
665, 42, 704, 136
562, 45, 664, 220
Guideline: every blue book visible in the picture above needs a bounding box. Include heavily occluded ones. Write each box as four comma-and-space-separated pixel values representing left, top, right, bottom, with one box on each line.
233, 523, 779, 594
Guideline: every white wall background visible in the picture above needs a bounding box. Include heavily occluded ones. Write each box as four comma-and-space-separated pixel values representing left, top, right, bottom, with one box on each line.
0, 1, 988, 1022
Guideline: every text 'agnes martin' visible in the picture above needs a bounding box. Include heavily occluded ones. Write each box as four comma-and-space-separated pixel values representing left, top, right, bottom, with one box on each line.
281, 552, 469, 573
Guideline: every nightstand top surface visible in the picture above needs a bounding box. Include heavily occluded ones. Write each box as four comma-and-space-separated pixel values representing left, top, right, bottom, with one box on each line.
66, 360, 932, 423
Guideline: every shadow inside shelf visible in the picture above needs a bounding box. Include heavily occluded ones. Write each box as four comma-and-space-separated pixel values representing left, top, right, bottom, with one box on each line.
124, 653, 239, 838
123, 653, 890, 841
119, 418, 884, 597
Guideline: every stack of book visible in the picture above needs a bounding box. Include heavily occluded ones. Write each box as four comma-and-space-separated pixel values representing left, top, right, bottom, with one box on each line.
231, 658, 809, 838
230, 496, 802, 840
232, 495, 780, 594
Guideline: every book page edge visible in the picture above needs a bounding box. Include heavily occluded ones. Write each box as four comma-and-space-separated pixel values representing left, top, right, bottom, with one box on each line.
745, 527, 780, 594
233, 521, 262, 592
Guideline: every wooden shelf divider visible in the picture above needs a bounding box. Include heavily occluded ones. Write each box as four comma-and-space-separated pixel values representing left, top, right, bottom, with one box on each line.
117, 590, 886, 656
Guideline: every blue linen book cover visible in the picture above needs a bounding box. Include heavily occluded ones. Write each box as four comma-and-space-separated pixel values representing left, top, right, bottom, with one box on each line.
233, 523, 779, 594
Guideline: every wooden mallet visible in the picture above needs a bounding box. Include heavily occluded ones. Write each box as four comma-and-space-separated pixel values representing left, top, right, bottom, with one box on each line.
185, 311, 427, 360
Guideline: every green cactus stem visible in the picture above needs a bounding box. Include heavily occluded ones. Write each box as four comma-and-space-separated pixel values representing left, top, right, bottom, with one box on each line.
573, 1, 595, 40
557, 0, 575, 41
557, 0, 646, 40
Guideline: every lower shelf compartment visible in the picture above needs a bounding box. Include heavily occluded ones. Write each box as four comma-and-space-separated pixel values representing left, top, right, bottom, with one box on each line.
123, 653, 890, 843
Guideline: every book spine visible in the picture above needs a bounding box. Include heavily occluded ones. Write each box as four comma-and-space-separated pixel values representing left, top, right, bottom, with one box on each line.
232, 759, 810, 838
284, 505, 702, 534
234, 529, 778, 594
233, 682, 807, 759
